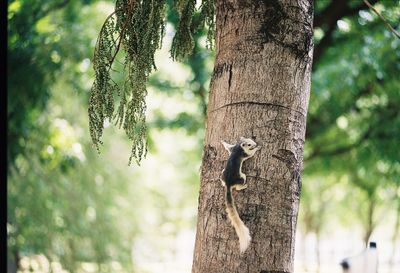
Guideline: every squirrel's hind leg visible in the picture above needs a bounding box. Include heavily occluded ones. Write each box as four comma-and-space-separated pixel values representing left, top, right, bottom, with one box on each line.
232, 177, 247, 191
233, 184, 248, 191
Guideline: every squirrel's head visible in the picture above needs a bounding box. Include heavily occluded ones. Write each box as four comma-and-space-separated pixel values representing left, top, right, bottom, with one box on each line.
239, 137, 258, 154
221, 137, 260, 155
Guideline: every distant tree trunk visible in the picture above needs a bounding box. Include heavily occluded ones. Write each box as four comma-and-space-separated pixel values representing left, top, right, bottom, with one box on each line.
315, 228, 321, 273
192, 1, 313, 272
389, 198, 400, 273
7, 250, 19, 273
363, 196, 376, 246
300, 231, 309, 272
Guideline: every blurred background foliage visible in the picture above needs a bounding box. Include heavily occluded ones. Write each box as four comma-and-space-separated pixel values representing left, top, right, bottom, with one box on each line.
7, 0, 400, 273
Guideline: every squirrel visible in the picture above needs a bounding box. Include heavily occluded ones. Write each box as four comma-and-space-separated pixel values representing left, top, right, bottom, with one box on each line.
220, 137, 261, 253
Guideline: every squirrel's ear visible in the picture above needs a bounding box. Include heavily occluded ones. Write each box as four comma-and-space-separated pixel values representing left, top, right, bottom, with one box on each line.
221, 141, 234, 154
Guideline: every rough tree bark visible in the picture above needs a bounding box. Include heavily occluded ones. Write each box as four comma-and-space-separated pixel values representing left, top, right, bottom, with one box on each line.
192, 1, 313, 273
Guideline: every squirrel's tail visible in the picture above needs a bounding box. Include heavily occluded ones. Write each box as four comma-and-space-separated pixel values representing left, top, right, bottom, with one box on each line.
226, 186, 251, 253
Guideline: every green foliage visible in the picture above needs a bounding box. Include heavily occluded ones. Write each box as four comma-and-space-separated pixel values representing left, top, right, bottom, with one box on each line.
8, 1, 211, 271
306, 2, 400, 172
170, 0, 196, 60
303, 0, 400, 244
89, 0, 167, 165
88, 0, 215, 165
197, 0, 215, 48
8, 1, 138, 271
7, 0, 65, 167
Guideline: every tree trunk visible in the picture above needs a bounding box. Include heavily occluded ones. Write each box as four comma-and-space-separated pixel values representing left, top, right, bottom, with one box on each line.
7, 250, 19, 273
389, 198, 400, 273
192, 1, 313, 273
363, 197, 376, 247
300, 231, 309, 272
315, 229, 321, 273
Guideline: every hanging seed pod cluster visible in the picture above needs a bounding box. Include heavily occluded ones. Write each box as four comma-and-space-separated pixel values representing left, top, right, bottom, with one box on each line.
88, 0, 215, 165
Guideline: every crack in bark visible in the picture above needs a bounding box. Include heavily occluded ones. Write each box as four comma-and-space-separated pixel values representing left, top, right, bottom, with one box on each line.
272, 149, 302, 197
228, 65, 233, 91
204, 208, 212, 234
213, 62, 233, 79
210, 101, 306, 117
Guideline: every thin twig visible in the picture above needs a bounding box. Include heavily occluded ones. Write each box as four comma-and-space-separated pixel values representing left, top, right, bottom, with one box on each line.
93, 0, 135, 69
363, 0, 400, 39
107, 1, 134, 72
92, 9, 119, 65
106, 0, 135, 73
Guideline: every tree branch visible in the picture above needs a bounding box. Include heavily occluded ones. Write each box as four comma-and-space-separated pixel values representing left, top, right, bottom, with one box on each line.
305, 101, 397, 163
313, 26, 335, 67
313, 0, 378, 68
305, 127, 372, 162
363, 0, 400, 39
34, 0, 70, 22
306, 79, 381, 140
